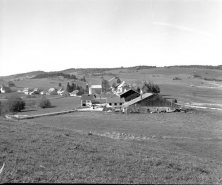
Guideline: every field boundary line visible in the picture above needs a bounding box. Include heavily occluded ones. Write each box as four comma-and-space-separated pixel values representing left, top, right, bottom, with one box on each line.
5, 109, 77, 120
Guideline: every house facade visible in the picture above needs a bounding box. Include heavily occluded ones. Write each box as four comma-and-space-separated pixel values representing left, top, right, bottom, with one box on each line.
89, 85, 102, 95
106, 97, 125, 109
81, 94, 97, 107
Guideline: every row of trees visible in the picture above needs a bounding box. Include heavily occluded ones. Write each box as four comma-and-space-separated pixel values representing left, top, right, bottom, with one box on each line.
33, 72, 87, 82
167, 65, 222, 70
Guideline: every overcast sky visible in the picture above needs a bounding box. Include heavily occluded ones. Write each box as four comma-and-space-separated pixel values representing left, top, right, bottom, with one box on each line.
1, 0, 222, 76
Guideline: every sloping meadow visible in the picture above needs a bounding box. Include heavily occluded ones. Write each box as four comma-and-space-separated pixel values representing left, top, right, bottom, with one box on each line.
0, 114, 222, 184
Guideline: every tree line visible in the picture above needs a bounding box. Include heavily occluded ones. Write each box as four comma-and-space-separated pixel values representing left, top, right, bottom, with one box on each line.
166, 65, 222, 70
33, 72, 86, 82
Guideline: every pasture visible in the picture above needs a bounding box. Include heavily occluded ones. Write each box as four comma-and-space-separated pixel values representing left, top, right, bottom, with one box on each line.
0, 109, 222, 183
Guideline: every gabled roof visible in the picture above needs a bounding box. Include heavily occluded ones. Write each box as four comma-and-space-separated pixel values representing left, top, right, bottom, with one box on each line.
119, 89, 139, 98
106, 97, 125, 103
122, 93, 153, 108
90, 85, 102, 89
81, 94, 96, 100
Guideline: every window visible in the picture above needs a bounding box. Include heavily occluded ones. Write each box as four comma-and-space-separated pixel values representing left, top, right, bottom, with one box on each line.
109, 103, 112, 106
120, 103, 122, 105
114, 103, 117, 105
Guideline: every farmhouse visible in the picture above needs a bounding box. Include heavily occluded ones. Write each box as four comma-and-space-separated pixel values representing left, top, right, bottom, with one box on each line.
0, 85, 11, 93
81, 94, 97, 107
46, 88, 58, 95
115, 81, 131, 95
119, 89, 140, 102
106, 97, 125, 109
122, 93, 179, 114
89, 85, 102, 95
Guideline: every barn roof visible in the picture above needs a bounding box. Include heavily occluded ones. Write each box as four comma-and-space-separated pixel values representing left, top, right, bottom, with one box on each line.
119, 89, 139, 98
81, 94, 96, 100
106, 97, 125, 103
122, 93, 153, 108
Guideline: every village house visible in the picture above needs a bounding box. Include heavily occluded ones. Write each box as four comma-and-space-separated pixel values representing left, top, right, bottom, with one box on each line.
46, 88, 58, 95
121, 93, 179, 114
106, 96, 125, 109
81, 94, 97, 107
89, 85, 102, 95
112, 81, 131, 95
0, 85, 11, 93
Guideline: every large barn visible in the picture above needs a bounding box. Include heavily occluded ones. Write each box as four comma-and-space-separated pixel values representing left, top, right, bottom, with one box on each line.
121, 93, 179, 114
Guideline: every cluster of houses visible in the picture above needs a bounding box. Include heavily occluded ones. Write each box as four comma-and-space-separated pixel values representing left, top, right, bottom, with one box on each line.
16, 87, 80, 96
81, 81, 180, 114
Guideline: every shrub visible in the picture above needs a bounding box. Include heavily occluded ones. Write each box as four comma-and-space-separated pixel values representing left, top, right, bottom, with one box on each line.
2, 96, 25, 114
193, 74, 201, 78
173, 77, 181, 80
37, 98, 51, 108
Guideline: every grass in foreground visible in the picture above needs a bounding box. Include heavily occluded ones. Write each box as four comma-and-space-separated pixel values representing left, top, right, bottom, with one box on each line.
0, 117, 221, 184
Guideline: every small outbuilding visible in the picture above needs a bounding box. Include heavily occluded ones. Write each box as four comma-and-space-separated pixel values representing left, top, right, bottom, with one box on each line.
89, 85, 102, 95
0, 85, 11, 93
81, 94, 97, 107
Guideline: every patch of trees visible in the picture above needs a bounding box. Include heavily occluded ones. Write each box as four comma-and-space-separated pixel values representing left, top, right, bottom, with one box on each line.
0, 95, 25, 115
141, 82, 160, 94
33, 72, 78, 80
203, 78, 222, 82
127, 65, 156, 70
167, 65, 222, 70
66, 82, 85, 95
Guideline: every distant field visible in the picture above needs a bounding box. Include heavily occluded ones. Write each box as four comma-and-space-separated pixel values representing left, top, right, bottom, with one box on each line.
1, 67, 222, 105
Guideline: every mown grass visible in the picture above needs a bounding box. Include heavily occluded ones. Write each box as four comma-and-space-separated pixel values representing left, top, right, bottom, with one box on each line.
0, 117, 221, 183
31, 110, 222, 161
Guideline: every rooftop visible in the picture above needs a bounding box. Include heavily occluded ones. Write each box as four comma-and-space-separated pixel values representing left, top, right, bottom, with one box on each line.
122, 93, 153, 108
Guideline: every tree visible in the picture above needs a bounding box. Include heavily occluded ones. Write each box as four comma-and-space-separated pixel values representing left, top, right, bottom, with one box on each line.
71, 83, 76, 91
102, 79, 110, 93
85, 84, 89, 94
136, 87, 140, 93
3, 96, 25, 113
66, 82, 72, 93
112, 81, 117, 88
77, 87, 85, 95
141, 81, 160, 94
38, 97, 51, 108
116, 77, 121, 84
58, 83, 62, 87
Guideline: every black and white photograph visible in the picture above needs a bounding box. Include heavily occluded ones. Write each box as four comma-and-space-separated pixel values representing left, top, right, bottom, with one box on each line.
0, 0, 222, 183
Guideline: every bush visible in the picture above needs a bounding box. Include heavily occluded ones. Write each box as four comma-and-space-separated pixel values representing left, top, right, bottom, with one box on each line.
173, 77, 181, 80
2, 96, 25, 114
38, 98, 51, 108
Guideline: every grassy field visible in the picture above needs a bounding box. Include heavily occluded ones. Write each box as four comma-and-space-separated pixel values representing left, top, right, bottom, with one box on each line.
0, 110, 222, 183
